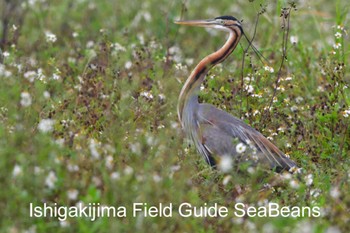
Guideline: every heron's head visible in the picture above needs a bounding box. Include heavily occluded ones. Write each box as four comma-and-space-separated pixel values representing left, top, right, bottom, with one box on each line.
175, 15, 242, 32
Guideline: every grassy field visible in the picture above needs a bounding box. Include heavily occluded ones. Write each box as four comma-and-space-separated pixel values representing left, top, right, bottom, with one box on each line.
0, 0, 349, 232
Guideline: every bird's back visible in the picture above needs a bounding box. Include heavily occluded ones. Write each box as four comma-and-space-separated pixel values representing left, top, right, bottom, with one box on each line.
197, 103, 298, 172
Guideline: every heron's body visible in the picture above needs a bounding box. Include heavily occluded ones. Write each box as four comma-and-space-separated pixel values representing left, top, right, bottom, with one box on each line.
176, 16, 297, 172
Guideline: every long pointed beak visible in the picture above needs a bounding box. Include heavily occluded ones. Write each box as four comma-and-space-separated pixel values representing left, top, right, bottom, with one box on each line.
175, 19, 217, 28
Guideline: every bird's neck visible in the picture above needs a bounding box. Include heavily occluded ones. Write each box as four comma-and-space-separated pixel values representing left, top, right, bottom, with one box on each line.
177, 29, 242, 125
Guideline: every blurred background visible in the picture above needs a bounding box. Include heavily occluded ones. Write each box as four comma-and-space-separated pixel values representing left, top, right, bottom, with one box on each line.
0, 0, 349, 232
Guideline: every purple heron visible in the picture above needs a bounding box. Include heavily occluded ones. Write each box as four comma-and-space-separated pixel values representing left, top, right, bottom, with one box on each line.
176, 16, 298, 172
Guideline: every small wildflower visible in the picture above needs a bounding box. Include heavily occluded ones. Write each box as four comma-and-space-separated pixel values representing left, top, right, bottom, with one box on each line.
289, 179, 300, 189
218, 155, 233, 172
290, 35, 298, 44
20, 92, 32, 107
72, 32, 79, 38
124, 166, 134, 175
110, 172, 120, 180
45, 171, 57, 189
24, 71, 37, 82
310, 188, 321, 198
113, 42, 126, 52
60, 220, 70, 228
43, 91, 51, 99
38, 119, 55, 133
245, 85, 254, 93
337, 25, 344, 31
253, 110, 260, 116
67, 163, 79, 172
290, 105, 298, 112
89, 139, 100, 159
125, 61, 132, 69
333, 43, 341, 49
222, 175, 231, 185
334, 32, 342, 39
12, 164, 22, 177
317, 86, 325, 92
295, 96, 304, 104
330, 186, 340, 199
247, 167, 255, 174
251, 93, 262, 98
153, 174, 162, 183
105, 155, 114, 169
185, 58, 194, 66
45, 31, 57, 43
3, 51, 10, 57
67, 189, 79, 200
285, 76, 293, 81
236, 142, 247, 154
140, 91, 154, 100
282, 172, 292, 180
52, 73, 60, 80
343, 109, 350, 118
264, 65, 274, 73
305, 174, 313, 186
86, 40, 94, 48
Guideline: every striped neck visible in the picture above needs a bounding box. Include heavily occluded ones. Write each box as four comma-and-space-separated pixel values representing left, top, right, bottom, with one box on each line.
177, 26, 242, 124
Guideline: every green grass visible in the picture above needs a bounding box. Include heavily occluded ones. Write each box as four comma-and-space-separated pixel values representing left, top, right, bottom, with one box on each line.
0, 0, 349, 232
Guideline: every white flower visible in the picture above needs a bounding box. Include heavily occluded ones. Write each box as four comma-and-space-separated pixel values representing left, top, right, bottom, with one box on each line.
105, 155, 113, 169
343, 109, 350, 118
24, 71, 37, 82
38, 119, 55, 133
12, 164, 22, 177
67, 189, 79, 200
222, 175, 231, 185
218, 155, 233, 172
290, 35, 298, 44
110, 172, 120, 180
52, 73, 60, 80
20, 92, 32, 107
86, 40, 94, 48
236, 142, 247, 154
334, 32, 342, 38
289, 179, 300, 189
295, 96, 304, 104
330, 187, 340, 199
290, 105, 298, 112
125, 61, 132, 69
89, 139, 100, 159
60, 220, 70, 228
140, 91, 153, 100
333, 43, 341, 49
337, 25, 344, 30
113, 42, 126, 52
3, 51, 10, 57
245, 85, 254, 93
153, 174, 162, 183
43, 91, 51, 99
305, 174, 313, 186
45, 31, 57, 43
45, 171, 57, 189
124, 166, 134, 175
264, 65, 274, 73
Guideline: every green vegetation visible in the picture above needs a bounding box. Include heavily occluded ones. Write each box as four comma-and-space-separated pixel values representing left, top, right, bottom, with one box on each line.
0, 0, 349, 232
